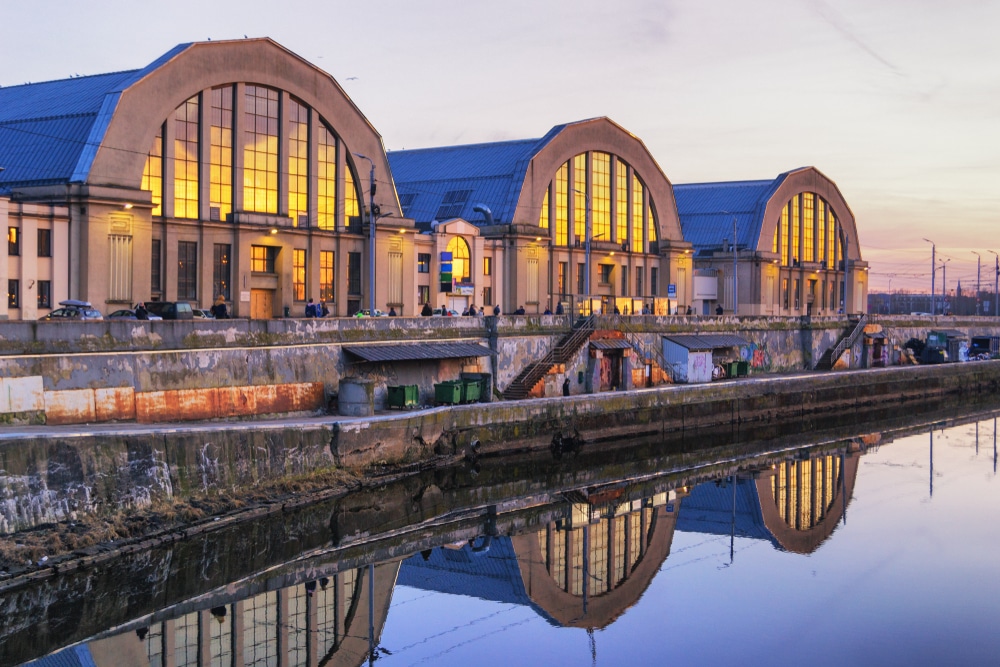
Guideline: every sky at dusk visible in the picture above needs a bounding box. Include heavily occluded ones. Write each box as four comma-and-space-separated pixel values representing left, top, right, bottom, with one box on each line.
2, 0, 997, 293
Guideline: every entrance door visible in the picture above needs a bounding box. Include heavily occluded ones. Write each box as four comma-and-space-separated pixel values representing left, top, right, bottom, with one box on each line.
250, 289, 273, 319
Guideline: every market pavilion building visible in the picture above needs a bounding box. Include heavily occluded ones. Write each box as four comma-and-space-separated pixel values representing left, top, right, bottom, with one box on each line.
0, 38, 410, 319
388, 117, 694, 316
673, 167, 867, 316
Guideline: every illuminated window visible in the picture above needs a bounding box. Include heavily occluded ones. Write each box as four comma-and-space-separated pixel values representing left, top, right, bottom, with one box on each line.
213, 244, 231, 301
827, 209, 837, 269
251, 245, 278, 273
243, 85, 279, 214
483, 256, 492, 276
345, 168, 360, 232
37, 280, 51, 308
790, 195, 800, 264
780, 205, 789, 266
616, 159, 628, 244
573, 154, 587, 242
288, 98, 309, 225
293, 249, 306, 301
418, 285, 430, 304
631, 176, 644, 253
447, 236, 471, 282
317, 126, 336, 230
417, 253, 430, 273
7, 279, 19, 309
320, 250, 334, 302
558, 262, 567, 295
173, 95, 199, 219
209, 86, 233, 221
555, 164, 568, 246
592, 152, 610, 243
817, 199, 826, 266
7, 227, 19, 256
803, 193, 814, 263
539, 188, 549, 229
142, 127, 163, 216
647, 201, 657, 247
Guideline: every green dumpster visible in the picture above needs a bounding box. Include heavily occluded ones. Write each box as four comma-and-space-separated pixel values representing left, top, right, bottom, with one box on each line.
387, 384, 418, 409
737, 361, 749, 377
726, 361, 740, 378
461, 380, 481, 403
434, 381, 463, 405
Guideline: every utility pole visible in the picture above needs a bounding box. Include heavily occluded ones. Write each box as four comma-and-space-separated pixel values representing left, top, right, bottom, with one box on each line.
992, 250, 1000, 317
354, 153, 377, 315
923, 238, 935, 314
973, 251, 982, 315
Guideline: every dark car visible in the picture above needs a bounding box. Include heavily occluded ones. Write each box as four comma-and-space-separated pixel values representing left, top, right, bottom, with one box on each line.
143, 301, 194, 320
39, 299, 104, 321
107, 309, 163, 321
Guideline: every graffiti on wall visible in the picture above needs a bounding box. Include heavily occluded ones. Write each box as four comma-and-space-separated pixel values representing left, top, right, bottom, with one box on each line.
740, 341, 772, 370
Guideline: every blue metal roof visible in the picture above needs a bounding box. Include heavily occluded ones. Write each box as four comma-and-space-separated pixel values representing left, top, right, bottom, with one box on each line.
673, 171, 797, 253
387, 125, 566, 226
397, 537, 532, 605
0, 44, 191, 188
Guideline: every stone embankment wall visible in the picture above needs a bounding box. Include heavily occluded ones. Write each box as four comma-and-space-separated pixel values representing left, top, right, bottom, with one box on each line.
0, 315, 998, 426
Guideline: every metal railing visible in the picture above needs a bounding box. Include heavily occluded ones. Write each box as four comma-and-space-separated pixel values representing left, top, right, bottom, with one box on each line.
828, 313, 869, 367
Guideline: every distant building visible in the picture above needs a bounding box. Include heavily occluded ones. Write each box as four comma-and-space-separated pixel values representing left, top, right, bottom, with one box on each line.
674, 167, 867, 316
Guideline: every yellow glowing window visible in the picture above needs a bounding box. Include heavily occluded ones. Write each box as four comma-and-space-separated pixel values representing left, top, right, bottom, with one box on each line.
345, 167, 360, 230
631, 176, 644, 253
317, 126, 336, 231
827, 209, 837, 269
573, 154, 587, 243
817, 198, 826, 265
790, 195, 800, 264
142, 127, 163, 217
447, 236, 471, 282
555, 163, 568, 246
250, 245, 278, 273
616, 160, 628, 244
293, 248, 306, 301
647, 201, 657, 246
243, 86, 279, 214
209, 86, 233, 221
592, 152, 610, 243
320, 250, 334, 302
288, 98, 309, 225
173, 95, 199, 219
803, 193, 814, 263
780, 206, 789, 266
539, 188, 549, 230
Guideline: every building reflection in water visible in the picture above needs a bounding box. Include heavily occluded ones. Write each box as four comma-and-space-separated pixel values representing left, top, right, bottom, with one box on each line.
26, 445, 864, 667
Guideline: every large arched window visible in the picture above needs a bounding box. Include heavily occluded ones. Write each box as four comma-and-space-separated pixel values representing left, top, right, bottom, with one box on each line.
772, 193, 843, 268
447, 236, 471, 283
539, 151, 657, 253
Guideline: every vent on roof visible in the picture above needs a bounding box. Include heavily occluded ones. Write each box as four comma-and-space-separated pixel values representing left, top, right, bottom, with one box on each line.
399, 193, 417, 217
434, 189, 472, 220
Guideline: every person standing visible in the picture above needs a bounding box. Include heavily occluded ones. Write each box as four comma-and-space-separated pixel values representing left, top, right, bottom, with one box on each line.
421, 303, 433, 316
211, 296, 229, 319
135, 302, 149, 320
562, 377, 570, 396
305, 298, 317, 317
493, 304, 501, 316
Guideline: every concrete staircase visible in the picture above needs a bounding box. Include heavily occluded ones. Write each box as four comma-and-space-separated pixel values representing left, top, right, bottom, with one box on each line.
613, 315, 671, 383
815, 314, 868, 370
501, 315, 596, 400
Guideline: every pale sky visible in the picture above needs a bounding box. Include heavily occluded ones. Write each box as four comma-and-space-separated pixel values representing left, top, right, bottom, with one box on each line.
3, 0, 998, 293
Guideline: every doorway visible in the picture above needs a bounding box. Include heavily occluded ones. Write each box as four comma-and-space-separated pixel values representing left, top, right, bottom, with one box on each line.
250, 289, 274, 319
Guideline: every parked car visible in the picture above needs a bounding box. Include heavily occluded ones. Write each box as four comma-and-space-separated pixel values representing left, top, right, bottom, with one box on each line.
38, 300, 103, 321
143, 301, 194, 320
107, 308, 163, 321
191, 308, 215, 319
356, 309, 387, 317
432, 307, 460, 317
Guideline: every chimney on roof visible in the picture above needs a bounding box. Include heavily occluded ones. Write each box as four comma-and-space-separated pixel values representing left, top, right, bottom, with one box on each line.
473, 204, 494, 225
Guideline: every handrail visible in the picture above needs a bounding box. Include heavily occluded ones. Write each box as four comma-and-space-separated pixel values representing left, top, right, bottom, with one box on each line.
614, 315, 671, 382
829, 314, 869, 366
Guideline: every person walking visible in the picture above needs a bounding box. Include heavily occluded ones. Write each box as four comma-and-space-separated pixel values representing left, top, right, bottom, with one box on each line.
210, 296, 228, 319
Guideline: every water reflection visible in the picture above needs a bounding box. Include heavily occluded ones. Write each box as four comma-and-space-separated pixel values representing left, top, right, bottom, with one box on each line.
11, 404, 1000, 667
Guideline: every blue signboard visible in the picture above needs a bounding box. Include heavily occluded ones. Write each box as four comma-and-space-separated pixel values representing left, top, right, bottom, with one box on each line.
667, 283, 677, 298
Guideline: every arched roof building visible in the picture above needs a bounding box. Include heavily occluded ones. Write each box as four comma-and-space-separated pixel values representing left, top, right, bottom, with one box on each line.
0, 38, 406, 318
389, 118, 692, 315
674, 167, 867, 316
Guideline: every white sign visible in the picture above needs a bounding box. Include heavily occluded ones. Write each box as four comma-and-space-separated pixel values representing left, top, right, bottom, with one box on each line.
240, 291, 251, 302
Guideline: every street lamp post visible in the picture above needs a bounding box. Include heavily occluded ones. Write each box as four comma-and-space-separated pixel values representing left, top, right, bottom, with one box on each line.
573, 189, 592, 309
973, 251, 982, 315
939, 258, 951, 315
990, 250, 1000, 317
721, 211, 738, 314
923, 238, 936, 314
353, 153, 377, 315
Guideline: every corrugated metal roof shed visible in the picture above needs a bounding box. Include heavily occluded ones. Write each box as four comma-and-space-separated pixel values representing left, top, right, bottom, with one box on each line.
590, 339, 633, 350
663, 334, 749, 350
343, 342, 492, 362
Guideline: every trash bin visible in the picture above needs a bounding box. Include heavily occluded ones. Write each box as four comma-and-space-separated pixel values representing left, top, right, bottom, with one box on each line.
387, 384, 418, 409
737, 361, 749, 377
434, 381, 463, 405
461, 380, 481, 403
726, 361, 740, 378
460, 372, 493, 403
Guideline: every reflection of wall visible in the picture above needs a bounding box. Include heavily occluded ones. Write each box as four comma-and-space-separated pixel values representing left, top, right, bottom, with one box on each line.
113, 562, 399, 667
513, 495, 679, 629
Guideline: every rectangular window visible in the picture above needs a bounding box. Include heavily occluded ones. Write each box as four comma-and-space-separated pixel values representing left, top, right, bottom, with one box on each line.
293, 249, 306, 301
288, 98, 309, 225
577, 263, 585, 294
174, 95, 199, 219
621, 265, 629, 295
417, 253, 431, 273
151, 239, 162, 295
435, 189, 472, 220
794, 278, 801, 309
320, 250, 334, 302
8, 227, 19, 256
209, 86, 233, 221
347, 252, 361, 295
142, 126, 163, 217
631, 176, 644, 253
251, 245, 278, 273
317, 127, 336, 230
573, 154, 587, 243
783, 278, 790, 309
178, 241, 198, 300
108, 235, 133, 302
592, 152, 610, 243
389, 252, 403, 305
558, 262, 567, 296
636, 267, 644, 296
37, 228, 52, 258
243, 85, 279, 214
651, 267, 658, 296
527, 258, 539, 303
790, 195, 800, 264
8, 279, 19, 309
418, 285, 430, 305
37, 280, 51, 308
803, 193, 815, 263
345, 167, 361, 232
555, 164, 568, 246
780, 205, 790, 266
616, 159, 628, 244
213, 244, 231, 301
539, 189, 549, 229
600, 264, 613, 285
483, 256, 492, 276
482, 286, 492, 306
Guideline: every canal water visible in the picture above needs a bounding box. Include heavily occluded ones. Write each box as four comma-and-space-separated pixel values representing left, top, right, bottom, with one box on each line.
5, 403, 1000, 666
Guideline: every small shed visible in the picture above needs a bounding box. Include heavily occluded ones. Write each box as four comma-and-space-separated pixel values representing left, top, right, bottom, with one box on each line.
662, 334, 749, 384
927, 329, 968, 363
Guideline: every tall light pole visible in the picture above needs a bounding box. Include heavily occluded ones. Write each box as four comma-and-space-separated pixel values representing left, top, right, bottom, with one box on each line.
573, 188, 592, 309
354, 153, 377, 315
990, 250, 1000, 317
973, 251, 982, 315
923, 238, 936, 314
721, 211, 738, 314
940, 258, 951, 315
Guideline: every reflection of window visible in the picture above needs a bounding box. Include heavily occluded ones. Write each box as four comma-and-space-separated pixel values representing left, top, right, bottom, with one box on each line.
37, 228, 51, 258
37, 280, 51, 308
251, 245, 279, 274
446, 237, 471, 282
417, 253, 431, 273
8, 279, 19, 308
